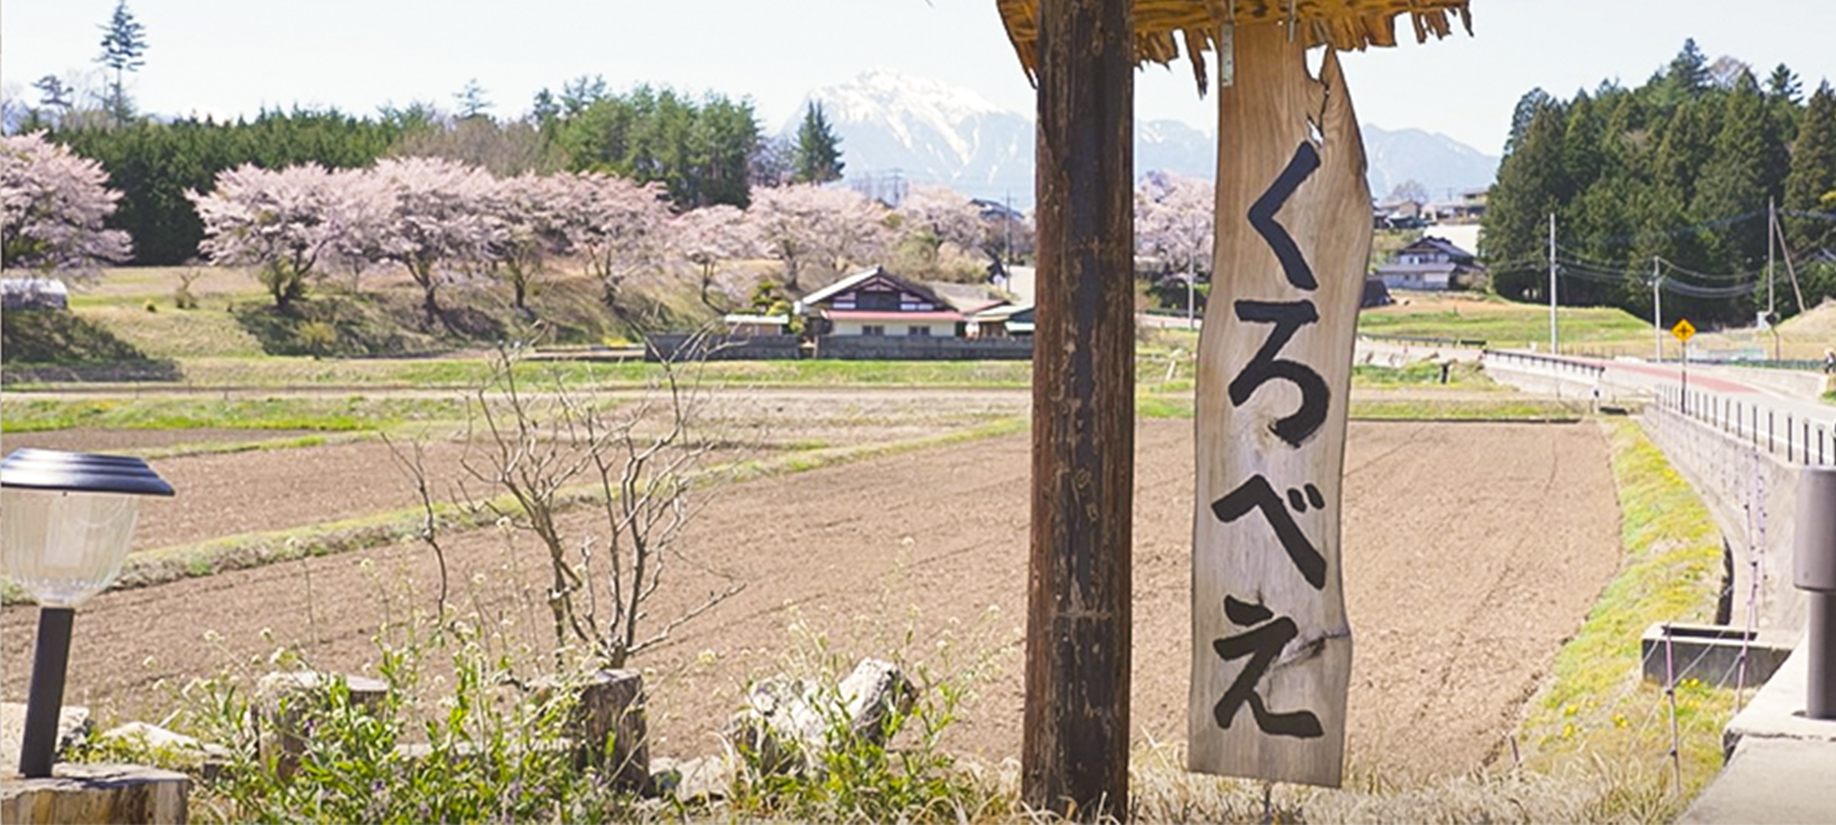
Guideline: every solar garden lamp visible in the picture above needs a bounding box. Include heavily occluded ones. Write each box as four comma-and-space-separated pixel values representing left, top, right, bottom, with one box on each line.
1, 448, 173, 778
1799, 466, 1836, 720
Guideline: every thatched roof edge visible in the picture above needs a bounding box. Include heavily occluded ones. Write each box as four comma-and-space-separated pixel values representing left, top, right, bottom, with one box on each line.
996, 0, 1473, 94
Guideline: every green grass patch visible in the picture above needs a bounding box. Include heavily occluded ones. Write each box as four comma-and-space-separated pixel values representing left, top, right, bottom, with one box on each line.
1515, 418, 1731, 815
0, 395, 468, 433
80, 305, 268, 359
1360, 300, 1648, 346
1352, 360, 1497, 389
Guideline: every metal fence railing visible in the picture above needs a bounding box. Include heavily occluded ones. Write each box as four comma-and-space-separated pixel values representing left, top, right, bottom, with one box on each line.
1481, 349, 1608, 379
1655, 382, 1834, 468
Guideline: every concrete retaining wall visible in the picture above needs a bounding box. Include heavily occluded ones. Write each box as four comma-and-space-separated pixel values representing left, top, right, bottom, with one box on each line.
645, 334, 1033, 362
1642, 404, 1804, 630
813, 336, 1032, 361
645, 334, 802, 362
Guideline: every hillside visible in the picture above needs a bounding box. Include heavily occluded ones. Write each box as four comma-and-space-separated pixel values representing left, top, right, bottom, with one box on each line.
0, 266, 718, 375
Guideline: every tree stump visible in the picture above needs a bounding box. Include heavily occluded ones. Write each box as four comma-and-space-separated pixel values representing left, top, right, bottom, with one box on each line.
254, 671, 387, 780
534, 670, 647, 790
1, 763, 189, 825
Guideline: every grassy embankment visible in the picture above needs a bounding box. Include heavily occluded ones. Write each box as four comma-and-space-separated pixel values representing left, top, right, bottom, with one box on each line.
1509, 418, 1733, 818
1359, 290, 1651, 347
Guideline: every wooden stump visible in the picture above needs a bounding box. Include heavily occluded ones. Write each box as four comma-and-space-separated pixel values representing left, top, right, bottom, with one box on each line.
535, 670, 647, 790
1, 763, 189, 825
1188, 22, 1369, 788
254, 671, 387, 780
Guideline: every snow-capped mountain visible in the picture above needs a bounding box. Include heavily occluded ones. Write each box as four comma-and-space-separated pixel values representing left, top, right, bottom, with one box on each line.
1362, 124, 1499, 202
789, 71, 1497, 206
788, 71, 1034, 201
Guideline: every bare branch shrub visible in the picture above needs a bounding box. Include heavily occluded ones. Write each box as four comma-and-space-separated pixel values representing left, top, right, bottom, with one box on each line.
395, 326, 743, 671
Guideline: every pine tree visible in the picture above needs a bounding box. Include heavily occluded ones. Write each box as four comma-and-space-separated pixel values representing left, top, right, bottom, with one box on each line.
96, 0, 148, 126
32, 75, 73, 111
454, 79, 492, 120
1784, 82, 1836, 251
1665, 38, 1710, 102
793, 102, 844, 184
1693, 71, 1782, 275
1481, 104, 1567, 301
1505, 87, 1552, 154
1766, 64, 1802, 104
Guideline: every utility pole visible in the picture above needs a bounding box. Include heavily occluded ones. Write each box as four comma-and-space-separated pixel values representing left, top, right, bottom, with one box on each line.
1768, 198, 1780, 360
1652, 258, 1662, 363
1548, 212, 1558, 354
1024, 0, 1134, 817
1004, 189, 1015, 265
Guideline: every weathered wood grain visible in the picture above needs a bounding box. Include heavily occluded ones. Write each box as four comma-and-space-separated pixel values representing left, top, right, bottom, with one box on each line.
1022, 0, 1136, 817
1188, 21, 1370, 788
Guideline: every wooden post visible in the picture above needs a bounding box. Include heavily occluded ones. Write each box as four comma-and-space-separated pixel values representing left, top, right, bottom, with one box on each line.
1023, 0, 1134, 817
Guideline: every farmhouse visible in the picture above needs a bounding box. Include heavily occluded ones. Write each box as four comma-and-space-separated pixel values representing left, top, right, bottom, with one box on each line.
1374, 235, 1488, 292
797, 267, 963, 337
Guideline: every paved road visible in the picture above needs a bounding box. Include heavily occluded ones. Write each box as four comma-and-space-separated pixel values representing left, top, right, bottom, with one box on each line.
1487, 350, 1836, 464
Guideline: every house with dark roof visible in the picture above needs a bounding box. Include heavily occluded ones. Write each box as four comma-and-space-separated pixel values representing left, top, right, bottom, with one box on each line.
796, 267, 965, 338
1373, 236, 1487, 292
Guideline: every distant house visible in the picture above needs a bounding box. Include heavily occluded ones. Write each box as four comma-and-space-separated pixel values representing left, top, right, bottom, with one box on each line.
967, 303, 1034, 338
1374, 236, 1488, 292
1, 278, 69, 311
1425, 189, 1488, 224
1373, 198, 1428, 230
797, 267, 964, 337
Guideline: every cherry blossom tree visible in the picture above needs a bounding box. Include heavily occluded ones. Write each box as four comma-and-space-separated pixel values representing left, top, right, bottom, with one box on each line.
1, 133, 131, 276
671, 204, 756, 312
1136, 172, 1215, 324
487, 172, 568, 316
746, 183, 889, 292
323, 166, 394, 290
552, 171, 671, 321
896, 184, 984, 266
369, 156, 502, 326
190, 163, 344, 311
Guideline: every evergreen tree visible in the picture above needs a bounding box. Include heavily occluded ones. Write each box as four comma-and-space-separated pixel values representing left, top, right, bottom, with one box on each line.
1784, 82, 1836, 251
1481, 104, 1566, 301
1664, 38, 1710, 102
1505, 88, 1552, 155
1694, 71, 1786, 273
454, 79, 492, 120
32, 75, 74, 111
1653, 101, 1715, 208
1766, 64, 1802, 104
96, 0, 148, 125
792, 102, 844, 184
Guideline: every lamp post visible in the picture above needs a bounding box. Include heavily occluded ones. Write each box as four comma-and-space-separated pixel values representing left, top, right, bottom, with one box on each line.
2, 448, 172, 779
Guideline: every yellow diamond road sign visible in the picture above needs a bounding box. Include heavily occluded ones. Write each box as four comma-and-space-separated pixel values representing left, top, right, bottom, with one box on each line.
1671, 319, 1696, 343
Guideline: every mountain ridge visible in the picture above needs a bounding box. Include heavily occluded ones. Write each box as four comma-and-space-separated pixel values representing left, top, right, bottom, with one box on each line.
789, 71, 1499, 206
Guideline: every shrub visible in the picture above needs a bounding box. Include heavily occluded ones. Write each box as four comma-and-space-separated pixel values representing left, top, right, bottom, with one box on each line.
293, 321, 339, 358
88, 620, 637, 823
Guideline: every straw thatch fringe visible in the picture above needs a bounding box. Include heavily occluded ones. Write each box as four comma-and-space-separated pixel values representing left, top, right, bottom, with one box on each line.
996, 0, 1472, 93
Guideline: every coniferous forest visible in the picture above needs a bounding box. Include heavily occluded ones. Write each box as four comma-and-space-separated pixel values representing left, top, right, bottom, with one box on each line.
1481, 39, 1836, 326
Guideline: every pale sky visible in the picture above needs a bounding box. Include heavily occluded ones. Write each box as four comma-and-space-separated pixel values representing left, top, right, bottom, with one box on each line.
3, 1, 1833, 155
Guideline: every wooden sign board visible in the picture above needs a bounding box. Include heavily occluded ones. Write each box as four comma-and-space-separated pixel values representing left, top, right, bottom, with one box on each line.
1189, 23, 1367, 789
1671, 318, 1696, 343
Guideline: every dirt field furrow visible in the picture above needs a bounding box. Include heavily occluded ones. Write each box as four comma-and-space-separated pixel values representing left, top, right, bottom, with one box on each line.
0, 419, 1621, 782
